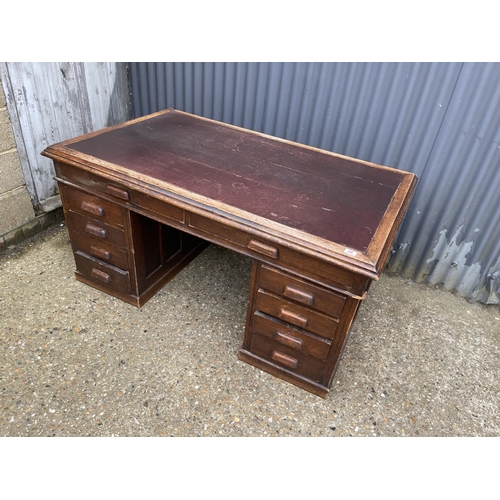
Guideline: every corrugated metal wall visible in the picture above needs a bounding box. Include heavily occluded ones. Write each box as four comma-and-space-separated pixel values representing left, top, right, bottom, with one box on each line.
0, 62, 132, 213
129, 62, 500, 304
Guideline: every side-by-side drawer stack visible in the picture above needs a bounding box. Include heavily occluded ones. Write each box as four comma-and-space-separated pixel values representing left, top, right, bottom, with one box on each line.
241, 263, 350, 395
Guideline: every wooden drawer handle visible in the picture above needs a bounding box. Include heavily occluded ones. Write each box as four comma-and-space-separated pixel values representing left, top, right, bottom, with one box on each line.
90, 245, 111, 260
81, 201, 104, 217
106, 184, 130, 201
90, 268, 112, 284
272, 350, 298, 369
248, 239, 278, 258
275, 331, 303, 351
85, 223, 108, 239
283, 285, 314, 306
279, 308, 309, 329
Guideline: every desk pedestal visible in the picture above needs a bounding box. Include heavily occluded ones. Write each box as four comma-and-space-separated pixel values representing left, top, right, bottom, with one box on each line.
239, 261, 363, 398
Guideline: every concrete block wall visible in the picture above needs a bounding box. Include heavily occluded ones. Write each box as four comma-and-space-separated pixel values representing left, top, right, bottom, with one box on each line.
0, 78, 62, 250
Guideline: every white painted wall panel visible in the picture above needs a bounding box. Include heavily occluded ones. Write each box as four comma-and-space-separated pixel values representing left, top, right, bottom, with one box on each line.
0, 62, 131, 212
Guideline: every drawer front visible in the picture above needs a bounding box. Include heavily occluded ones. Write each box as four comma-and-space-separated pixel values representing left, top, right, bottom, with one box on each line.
129, 190, 185, 224
259, 264, 346, 318
189, 212, 356, 292
57, 162, 132, 201
255, 289, 339, 340
249, 332, 325, 382
74, 251, 130, 294
67, 211, 127, 249
56, 161, 185, 224
60, 183, 125, 228
189, 212, 269, 254
71, 231, 129, 269
251, 311, 331, 361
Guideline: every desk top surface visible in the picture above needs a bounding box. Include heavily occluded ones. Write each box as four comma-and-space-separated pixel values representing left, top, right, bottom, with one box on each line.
43, 109, 417, 276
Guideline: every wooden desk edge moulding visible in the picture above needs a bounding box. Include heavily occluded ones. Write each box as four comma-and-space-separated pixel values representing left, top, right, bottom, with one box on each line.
42, 109, 418, 398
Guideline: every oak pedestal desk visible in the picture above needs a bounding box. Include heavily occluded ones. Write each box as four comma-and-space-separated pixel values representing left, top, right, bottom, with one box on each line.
42, 109, 417, 398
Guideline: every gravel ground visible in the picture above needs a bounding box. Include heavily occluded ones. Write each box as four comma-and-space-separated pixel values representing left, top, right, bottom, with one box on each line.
1, 222, 499, 438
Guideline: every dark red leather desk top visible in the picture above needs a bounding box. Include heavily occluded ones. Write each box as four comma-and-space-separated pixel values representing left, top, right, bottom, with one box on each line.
66, 110, 410, 254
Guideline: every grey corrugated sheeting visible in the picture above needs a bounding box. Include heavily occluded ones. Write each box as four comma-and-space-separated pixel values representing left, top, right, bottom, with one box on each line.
128, 62, 500, 304
388, 63, 500, 305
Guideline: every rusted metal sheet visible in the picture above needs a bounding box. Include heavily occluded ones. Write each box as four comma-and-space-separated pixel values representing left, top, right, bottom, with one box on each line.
388, 63, 500, 304
0, 62, 131, 213
128, 62, 500, 304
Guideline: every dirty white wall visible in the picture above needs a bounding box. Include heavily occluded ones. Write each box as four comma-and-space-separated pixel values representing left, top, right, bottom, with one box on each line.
0, 62, 131, 247
0, 77, 36, 243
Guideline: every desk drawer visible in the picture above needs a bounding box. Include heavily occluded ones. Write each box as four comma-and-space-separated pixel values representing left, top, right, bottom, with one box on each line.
57, 162, 132, 201
74, 251, 130, 294
67, 211, 127, 249
56, 161, 185, 224
189, 213, 356, 292
249, 332, 325, 382
251, 311, 331, 361
258, 264, 346, 318
129, 190, 185, 224
71, 231, 129, 269
255, 289, 339, 340
60, 183, 125, 228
